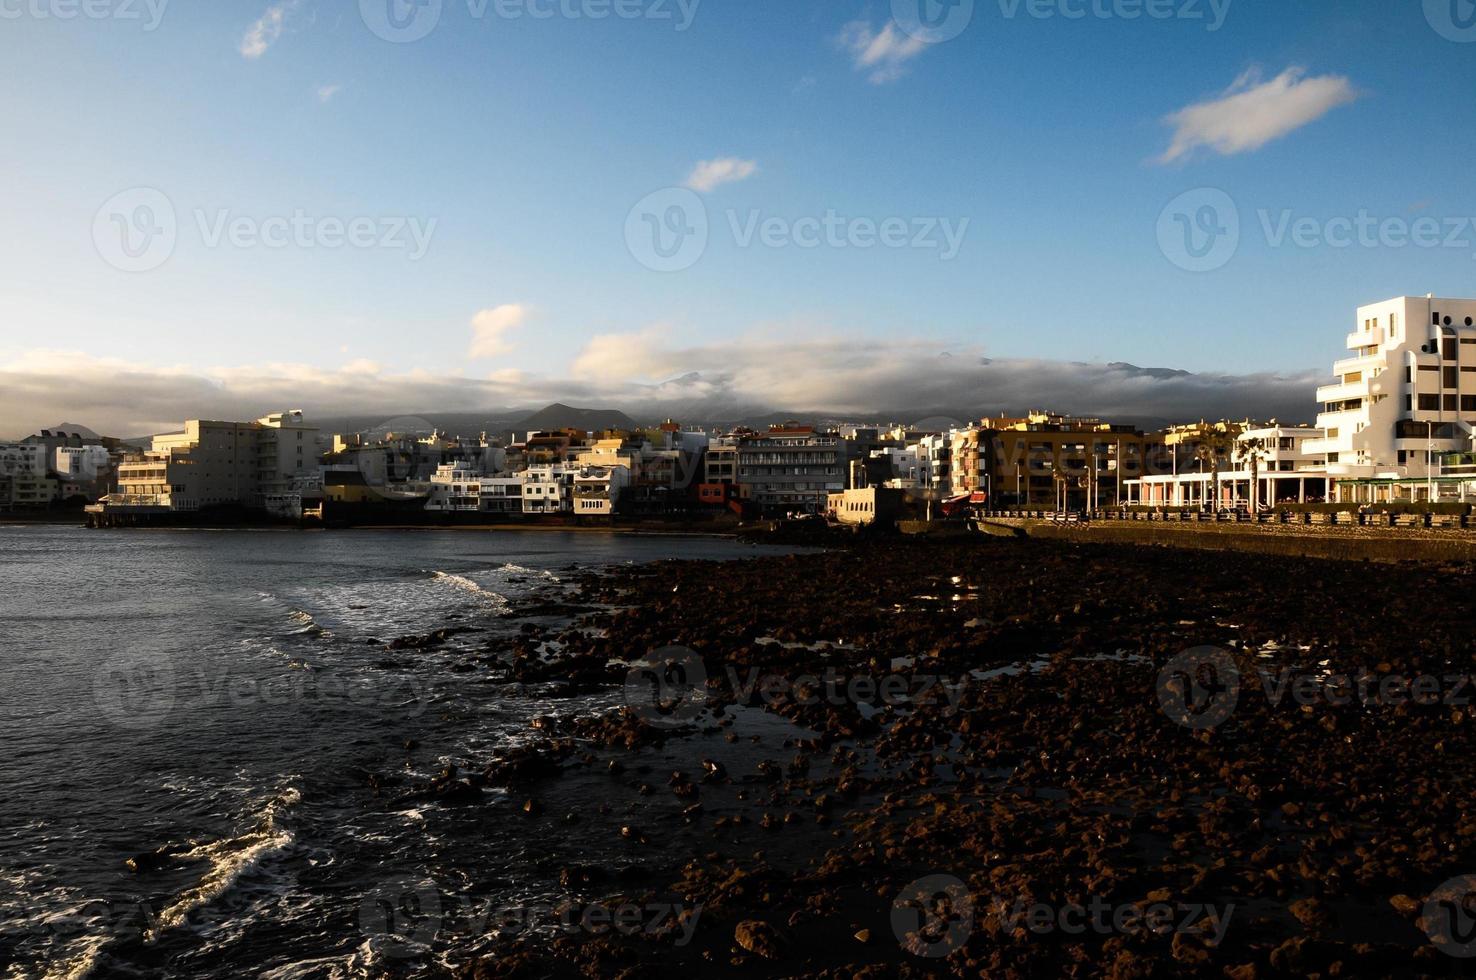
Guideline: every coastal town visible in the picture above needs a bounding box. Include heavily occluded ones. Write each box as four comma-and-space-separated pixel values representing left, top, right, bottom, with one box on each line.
8, 296, 1476, 528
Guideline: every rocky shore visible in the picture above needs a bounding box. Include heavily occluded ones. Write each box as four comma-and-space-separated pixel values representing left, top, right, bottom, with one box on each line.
418, 536, 1476, 978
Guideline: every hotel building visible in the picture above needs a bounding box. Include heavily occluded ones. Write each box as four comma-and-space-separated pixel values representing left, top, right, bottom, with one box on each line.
1308, 296, 1476, 501
105, 411, 319, 512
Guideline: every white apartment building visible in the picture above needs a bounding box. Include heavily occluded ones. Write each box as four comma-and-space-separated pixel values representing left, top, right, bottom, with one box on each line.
870, 447, 923, 488
520, 464, 574, 514
54, 445, 111, 481
1307, 296, 1476, 497
479, 476, 523, 515
426, 462, 484, 512
573, 464, 631, 516
0, 444, 47, 478
913, 433, 952, 491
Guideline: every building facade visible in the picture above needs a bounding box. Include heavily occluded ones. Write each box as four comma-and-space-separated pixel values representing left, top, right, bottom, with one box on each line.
737, 425, 843, 514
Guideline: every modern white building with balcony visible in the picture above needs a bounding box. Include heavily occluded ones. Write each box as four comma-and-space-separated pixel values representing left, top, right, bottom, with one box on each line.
520, 464, 574, 514
1307, 296, 1476, 501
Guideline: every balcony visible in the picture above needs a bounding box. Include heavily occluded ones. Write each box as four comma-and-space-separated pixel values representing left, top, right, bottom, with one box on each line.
1315, 380, 1367, 403
1332, 353, 1381, 376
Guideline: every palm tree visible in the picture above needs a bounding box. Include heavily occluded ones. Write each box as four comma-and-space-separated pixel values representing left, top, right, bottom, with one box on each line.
1239, 436, 1272, 512
1193, 429, 1236, 512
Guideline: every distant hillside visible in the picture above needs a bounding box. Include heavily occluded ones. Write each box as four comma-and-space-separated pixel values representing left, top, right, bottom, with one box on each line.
515, 403, 637, 433
41, 422, 102, 439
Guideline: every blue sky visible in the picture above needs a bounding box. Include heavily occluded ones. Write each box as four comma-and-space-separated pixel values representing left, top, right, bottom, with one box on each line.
3, 0, 1476, 434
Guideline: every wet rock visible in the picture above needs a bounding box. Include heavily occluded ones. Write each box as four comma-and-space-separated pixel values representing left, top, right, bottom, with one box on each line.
733, 920, 783, 959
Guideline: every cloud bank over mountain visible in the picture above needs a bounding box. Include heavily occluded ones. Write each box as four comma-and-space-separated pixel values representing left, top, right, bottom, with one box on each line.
0, 341, 1323, 439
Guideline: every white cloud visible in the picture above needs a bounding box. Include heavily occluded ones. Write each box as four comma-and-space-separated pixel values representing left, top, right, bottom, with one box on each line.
0, 342, 1322, 439
684, 158, 758, 193
469, 304, 529, 359
240, 0, 300, 60
838, 20, 930, 84
316, 83, 343, 104
1159, 67, 1358, 163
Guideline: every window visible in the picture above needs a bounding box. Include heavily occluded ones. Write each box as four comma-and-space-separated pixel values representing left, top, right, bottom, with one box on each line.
1446, 367, 1460, 389
1445, 339, 1459, 361
1420, 394, 1440, 411
1447, 394, 1459, 412
1463, 396, 1476, 412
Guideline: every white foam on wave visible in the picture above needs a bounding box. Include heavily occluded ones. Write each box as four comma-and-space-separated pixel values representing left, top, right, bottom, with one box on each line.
40, 932, 111, 980
429, 571, 509, 608
144, 784, 301, 944
497, 563, 558, 580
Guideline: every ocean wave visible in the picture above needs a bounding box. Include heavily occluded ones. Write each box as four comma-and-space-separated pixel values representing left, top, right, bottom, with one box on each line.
40, 931, 111, 980
497, 563, 558, 581
429, 572, 509, 607
144, 784, 301, 944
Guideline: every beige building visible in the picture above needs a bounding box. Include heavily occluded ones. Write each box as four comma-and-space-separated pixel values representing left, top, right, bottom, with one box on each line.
111, 411, 319, 511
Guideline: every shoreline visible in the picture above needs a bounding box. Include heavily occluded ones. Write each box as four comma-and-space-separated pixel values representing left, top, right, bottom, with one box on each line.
434, 535, 1476, 977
